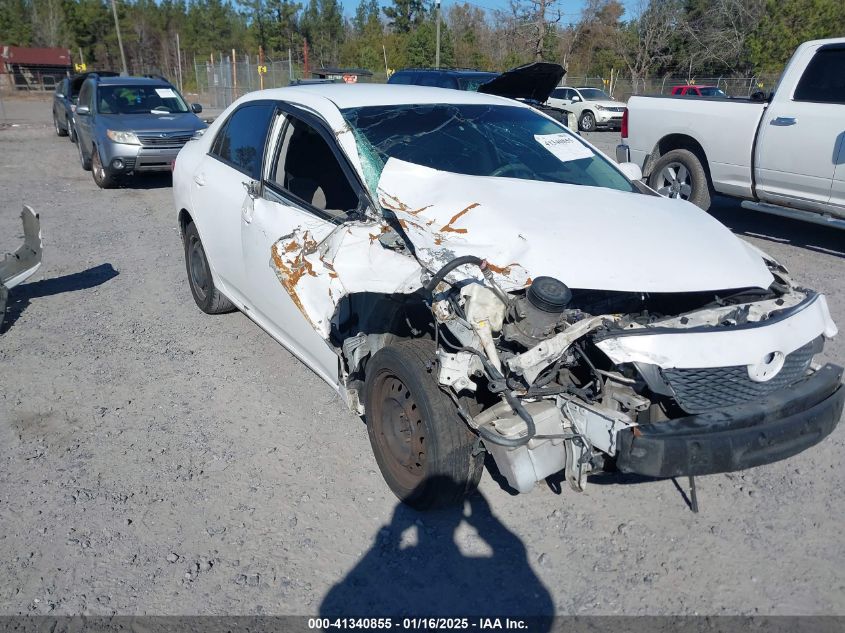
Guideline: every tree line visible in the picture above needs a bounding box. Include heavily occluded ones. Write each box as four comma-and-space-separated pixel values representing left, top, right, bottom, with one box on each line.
1, 0, 843, 83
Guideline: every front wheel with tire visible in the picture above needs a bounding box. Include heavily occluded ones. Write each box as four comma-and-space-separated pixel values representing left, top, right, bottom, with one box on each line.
647, 148, 712, 210
365, 340, 484, 510
183, 221, 235, 314
578, 111, 595, 132
77, 137, 92, 171
92, 149, 117, 189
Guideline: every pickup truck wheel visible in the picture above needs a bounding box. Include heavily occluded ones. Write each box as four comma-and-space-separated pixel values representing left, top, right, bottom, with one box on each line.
648, 149, 711, 210
183, 221, 235, 314
92, 149, 117, 189
365, 340, 483, 510
579, 111, 595, 132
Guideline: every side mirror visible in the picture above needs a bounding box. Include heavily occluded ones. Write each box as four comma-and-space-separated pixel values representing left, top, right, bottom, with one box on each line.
191, 103, 203, 113
56, 93, 65, 99
618, 162, 643, 181
76, 105, 90, 116
571, 95, 581, 102
242, 180, 260, 199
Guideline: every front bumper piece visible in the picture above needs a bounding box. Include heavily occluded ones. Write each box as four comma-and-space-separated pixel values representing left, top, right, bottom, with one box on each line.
615, 363, 844, 477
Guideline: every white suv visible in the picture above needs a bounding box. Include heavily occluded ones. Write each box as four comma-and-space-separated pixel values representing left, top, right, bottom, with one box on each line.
547, 86, 626, 131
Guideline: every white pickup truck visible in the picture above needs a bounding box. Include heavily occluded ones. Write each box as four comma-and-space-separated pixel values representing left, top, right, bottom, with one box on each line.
617, 37, 845, 229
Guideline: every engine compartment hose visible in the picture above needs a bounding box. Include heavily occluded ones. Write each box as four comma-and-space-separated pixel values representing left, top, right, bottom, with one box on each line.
457, 346, 537, 448
424, 255, 484, 296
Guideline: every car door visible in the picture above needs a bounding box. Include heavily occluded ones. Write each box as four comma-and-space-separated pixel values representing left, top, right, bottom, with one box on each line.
547, 88, 570, 109
830, 132, 845, 212
754, 44, 845, 207
74, 79, 95, 150
240, 107, 366, 385
191, 101, 276, 302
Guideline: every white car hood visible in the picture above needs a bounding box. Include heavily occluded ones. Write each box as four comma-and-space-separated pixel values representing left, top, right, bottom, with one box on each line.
375, 159, 774, 293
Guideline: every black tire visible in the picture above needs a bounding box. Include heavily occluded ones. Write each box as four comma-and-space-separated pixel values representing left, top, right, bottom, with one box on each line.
183, 221, 235, 314
578, 111, 595, 132
77, 136, 92, 171
69, 124, 77, 144
365, 340, 483, 510
91, 148, 117, 189
54, 113, 68, 137
647, 148, 712, 210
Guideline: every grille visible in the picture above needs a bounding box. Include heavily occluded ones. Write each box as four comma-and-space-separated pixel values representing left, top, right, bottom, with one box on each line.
122, 157, 136, 171
662, 340, 816, 414
138, 133, 192, 148
606, 107, 625, 113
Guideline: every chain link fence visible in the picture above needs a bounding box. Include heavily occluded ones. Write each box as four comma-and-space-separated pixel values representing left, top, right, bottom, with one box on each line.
192, 53, 782, 108
193, 55, 387, 108
566, 74, 781, 102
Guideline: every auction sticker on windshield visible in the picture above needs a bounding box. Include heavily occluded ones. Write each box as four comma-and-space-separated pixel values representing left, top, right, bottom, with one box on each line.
535, 133, 593, 162
155, 88, 177, 99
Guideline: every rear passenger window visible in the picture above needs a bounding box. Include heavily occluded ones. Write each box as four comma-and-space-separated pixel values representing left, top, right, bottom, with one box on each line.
210, 103, 275, 179
794, 47, 845, 104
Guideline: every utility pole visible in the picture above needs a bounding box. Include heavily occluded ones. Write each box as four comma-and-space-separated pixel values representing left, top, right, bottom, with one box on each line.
435, 0, 441, 69
110, 0, 128, 75
176, 33, 183, 92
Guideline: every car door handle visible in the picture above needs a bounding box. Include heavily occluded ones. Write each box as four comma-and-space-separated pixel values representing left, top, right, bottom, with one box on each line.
194, 173, 205, 186
771, 116, 796, 126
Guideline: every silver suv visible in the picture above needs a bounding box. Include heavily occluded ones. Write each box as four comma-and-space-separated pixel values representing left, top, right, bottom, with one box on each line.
73, 75, 207, 188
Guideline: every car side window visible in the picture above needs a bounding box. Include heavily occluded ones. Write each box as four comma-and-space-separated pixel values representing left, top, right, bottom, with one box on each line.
794, 47, 845, 104
390, 72, 413, 85
552, 88, 567, 99
210, 103, 275, 179
78, 81, 92, 109
267, 114, 359, 219
417, 73, 451, 88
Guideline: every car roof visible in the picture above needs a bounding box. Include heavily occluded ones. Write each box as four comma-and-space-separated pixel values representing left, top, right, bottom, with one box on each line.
94, 76, 172, 87
243, 83, 525, 110
396, 68, 495, 77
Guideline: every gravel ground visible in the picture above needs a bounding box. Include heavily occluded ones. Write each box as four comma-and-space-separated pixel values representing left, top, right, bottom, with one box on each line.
1, 95, 844, 618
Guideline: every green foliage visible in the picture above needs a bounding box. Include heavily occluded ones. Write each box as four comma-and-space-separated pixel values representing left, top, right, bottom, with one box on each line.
0, 0, 33, 45
383, 0, 426, 34
749, 0, 845, 71
403, 18, 453, 66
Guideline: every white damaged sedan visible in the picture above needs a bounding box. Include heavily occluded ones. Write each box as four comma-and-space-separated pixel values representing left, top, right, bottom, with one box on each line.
173, 84, 843, 509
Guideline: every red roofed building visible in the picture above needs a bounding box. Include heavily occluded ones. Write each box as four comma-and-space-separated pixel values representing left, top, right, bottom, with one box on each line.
1, 45, 72, 90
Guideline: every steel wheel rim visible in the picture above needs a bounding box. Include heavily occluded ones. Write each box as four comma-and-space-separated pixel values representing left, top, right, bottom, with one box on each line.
372, 373, 427, 489
188, 238, 209, 301
656, 161, 693, 199
54, 117, 61, 135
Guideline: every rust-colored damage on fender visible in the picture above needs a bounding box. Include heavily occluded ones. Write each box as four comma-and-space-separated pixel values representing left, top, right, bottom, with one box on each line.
269, 223, 423, 339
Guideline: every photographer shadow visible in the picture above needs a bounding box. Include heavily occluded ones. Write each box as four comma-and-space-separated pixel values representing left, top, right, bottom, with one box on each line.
320, 477, 553, 629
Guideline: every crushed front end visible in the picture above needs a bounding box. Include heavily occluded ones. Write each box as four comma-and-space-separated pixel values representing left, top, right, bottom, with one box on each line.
429, 258, 842, 493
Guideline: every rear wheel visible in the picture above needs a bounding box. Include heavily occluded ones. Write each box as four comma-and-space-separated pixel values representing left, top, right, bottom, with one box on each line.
92, 149, 117, 189
54, 114, 68, 137
183, 221, 235, 314
365, 340, 483, 509
648, 148, 712, 210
